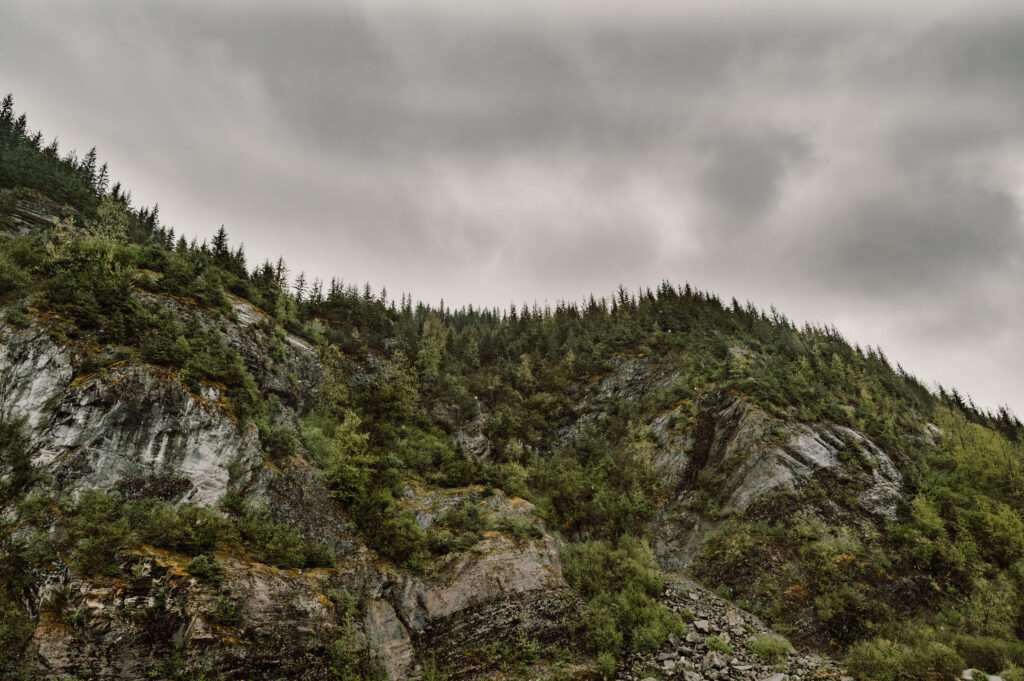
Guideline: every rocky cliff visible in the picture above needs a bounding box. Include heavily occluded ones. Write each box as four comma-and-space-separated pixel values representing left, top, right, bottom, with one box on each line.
5, 100, 1022, 681
0, 293, 580, 680
0, 302, 882, 680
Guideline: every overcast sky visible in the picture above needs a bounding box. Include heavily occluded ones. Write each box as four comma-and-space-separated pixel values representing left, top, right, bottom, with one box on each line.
2, 0, 1022, 415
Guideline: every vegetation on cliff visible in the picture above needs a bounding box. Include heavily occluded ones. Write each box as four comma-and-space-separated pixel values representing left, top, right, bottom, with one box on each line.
3, 94, 1024, 680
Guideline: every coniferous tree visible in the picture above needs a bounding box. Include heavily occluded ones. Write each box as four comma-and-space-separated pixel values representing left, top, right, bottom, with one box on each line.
80, 147, 97, 190
212, 225, 229, 258
95, 162, 109, 195
0, 94, 12, 128
275, 257, 288, 288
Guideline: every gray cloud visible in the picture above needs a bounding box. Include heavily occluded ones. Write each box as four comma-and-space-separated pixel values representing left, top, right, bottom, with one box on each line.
1, 0, 1023, 413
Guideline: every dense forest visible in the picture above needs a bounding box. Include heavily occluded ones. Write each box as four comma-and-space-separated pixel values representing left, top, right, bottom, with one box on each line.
3, 94, 1024, 681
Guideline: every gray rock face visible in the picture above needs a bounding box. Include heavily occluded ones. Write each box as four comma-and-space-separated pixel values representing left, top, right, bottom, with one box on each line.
0, 284, 327, 508
0, 323, 73, 429
243, 458, 369, 555
223, 294, 322, 406
0, 190, 62, 234
416, 534, 567, 622
650, 391, 904, 569
722, 422, 902, 516
43, 365, 259, 505
398, 483, 545, 536
386, 532, 581, 676
29, 550, 353, 681
365, 599, 419, 681
452, 419, 491, 460
1, 322, 260, 505
2, 309, 584, 681
555, 355, 681, 447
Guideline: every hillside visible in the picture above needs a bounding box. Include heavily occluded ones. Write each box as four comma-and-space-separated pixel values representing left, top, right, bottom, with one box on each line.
3, 95, 1024, 681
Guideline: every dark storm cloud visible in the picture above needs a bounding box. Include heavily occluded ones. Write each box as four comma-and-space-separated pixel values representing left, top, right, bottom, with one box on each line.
692, 126, 812, 232
809, 179, 1021, 295
1, 0, 1023, 412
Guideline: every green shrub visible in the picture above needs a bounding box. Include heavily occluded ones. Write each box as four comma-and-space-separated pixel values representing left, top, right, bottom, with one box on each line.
953, 634, 1024, 672
0, 254, 31, 300
845, 637, 964, 681
3, 306, 30, 328
421, 655, 449, 681
328, 589, 386, 681
486, 513, 542, 539
747, 634, 793, 664
187, 553, 224, 582
302, 408, 373, 505
208, 596, 237, 626
0, 601, 32, 667
69, 490, 130, 576
706, 634, 733, 655
127, 501, 232, 555
259, 420, 298, 460
0, 417, 36, 505
437, 496, 483, 535
233, 503, 333, 569
379, 514, 431, 570
302, 540, 336, 568
999, 668, 1024, 681
470, 635, 571, 676
562, 537, 685, 659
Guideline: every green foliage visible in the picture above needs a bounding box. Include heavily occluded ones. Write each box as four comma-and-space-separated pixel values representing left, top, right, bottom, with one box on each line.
0, 417, 37, 506
596, 651, 617, 677
301, 359, 437, 570
693, 509, 897, 646
68, 490, 132, 576
471, 632, 571, 677
304, 408, 373, 504
365, 350, 420, 427
843, 610, 1024, 681
705, 634, 733, 655
327, 588, 386, 681
952, 633, 1024, 672
417, 312, 448, 383
58, 490, 330, 575
420, 655, 449, 681
530, 423, 657, 539
562, 537, 686, 659
0, 252, 30, 300
258, 418, 298, 461
845, 637, 964, 681
233, 503, 335, 569
187, 553, 224, 582
127, 501, 232, 556
746, 634, 793, 664
0, 600, 32, 668
208, 596, 237, 626
0, 96, 104, 211
430, 496, 484, 553
487, 513, 543, 539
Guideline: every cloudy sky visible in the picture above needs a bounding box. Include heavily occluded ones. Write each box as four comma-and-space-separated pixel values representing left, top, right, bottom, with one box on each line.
2, 0, 1022, 414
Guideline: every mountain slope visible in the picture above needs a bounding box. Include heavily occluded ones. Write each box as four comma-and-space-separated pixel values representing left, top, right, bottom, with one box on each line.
2, 96, 1024, 681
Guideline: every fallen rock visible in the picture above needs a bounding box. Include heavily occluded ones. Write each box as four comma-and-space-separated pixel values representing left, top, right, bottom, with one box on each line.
702, 650, 727, 671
